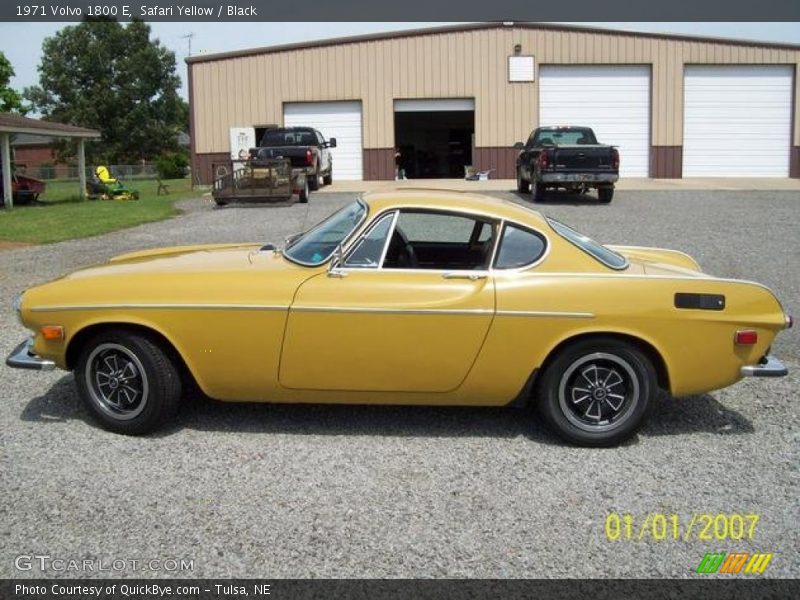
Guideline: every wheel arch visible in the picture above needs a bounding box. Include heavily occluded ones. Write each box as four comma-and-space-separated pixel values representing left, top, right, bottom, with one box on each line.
65, 321, 202, 393
533, 331, 671, 396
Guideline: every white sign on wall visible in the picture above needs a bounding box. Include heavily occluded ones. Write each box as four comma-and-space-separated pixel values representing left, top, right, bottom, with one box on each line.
508, 56, 535, 82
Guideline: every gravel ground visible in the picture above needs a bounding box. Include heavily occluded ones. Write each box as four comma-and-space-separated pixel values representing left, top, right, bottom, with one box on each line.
0, 189, 798, 579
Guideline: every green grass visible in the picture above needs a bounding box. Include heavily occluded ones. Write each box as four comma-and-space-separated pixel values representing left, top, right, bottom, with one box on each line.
0, 179, 199, 244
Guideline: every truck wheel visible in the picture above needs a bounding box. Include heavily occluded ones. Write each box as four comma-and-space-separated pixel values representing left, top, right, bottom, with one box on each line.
534, 182, 546, 202
308, 167, 320, 191
298, 178, 310, 204
598, 187, 614, 203
516, 169, 530, 194
323, 171, 333, 186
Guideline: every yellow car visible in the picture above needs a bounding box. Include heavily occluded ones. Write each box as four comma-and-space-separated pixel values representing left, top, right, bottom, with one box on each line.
7, 191, 791, 446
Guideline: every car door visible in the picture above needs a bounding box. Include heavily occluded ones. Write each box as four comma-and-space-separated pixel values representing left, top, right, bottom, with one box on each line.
279, 209, 497, 393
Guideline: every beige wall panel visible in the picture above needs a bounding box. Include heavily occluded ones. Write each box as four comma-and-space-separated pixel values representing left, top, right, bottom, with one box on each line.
191, 26, 800, 153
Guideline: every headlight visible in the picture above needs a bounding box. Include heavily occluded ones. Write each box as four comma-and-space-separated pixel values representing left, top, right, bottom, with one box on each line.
13, 292, 24, 326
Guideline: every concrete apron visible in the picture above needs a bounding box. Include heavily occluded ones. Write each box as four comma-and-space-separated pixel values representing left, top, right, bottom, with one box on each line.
317, 177, 800, 194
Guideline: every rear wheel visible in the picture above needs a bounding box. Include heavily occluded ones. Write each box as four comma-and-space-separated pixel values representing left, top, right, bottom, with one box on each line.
534, 182, 547, 202
516, 168, 530, 194
75, 331, 182, 435
308, 165, 320, 191
598, 186, 614, 203
536, 338, 656, 446
298, 178, 310, 203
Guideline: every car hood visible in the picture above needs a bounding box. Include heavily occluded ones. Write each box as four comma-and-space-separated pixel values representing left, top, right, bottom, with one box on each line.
608, 245, 709, 278
23, 243, 317, 311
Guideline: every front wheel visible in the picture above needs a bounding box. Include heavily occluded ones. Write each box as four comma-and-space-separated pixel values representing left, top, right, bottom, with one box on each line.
536, 338, 656, 446
308, 166, 320, 191
75, 331, 182, 435
323, 170, 332, 186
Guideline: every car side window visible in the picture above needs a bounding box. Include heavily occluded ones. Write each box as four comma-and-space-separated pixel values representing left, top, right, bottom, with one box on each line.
495, 224, 546, 269
383, 210, 496, 270
316, 131, 325, 146
344, 212, 395, 268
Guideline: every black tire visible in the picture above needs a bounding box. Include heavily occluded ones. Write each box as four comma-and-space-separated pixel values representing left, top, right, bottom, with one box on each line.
298, 178, 310, 203
536, 337, 657, 447
75, 330, 182, 435
516, 168, 530, 194
323, 170, 333, 186
533, 182, 547, 202
308, 166, 320, 191
598, 186, 614, 203
214, 199, 228, 207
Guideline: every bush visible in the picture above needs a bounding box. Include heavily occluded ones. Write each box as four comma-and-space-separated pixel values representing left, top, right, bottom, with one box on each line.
155, 153, 189, 179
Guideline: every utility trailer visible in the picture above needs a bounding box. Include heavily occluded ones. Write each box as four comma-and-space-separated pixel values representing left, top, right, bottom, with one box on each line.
211, 158, 309, 206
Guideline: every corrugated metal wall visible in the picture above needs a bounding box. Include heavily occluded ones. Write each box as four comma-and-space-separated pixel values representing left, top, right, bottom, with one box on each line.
190, 25, 800, 154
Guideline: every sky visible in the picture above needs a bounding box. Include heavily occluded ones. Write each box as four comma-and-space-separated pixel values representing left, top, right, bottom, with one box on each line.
2, 21, 799, 100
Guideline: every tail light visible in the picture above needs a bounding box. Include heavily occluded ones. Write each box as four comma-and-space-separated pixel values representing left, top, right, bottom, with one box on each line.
735, 330, 758, 345
537, 151, 549, 171
305, 149, 313, 166
611, 148, 620, 170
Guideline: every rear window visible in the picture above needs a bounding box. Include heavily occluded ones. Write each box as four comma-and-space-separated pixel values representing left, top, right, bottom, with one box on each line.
534, 129, 597, 146
260, 129, 318, 146
547, 218, 628, 270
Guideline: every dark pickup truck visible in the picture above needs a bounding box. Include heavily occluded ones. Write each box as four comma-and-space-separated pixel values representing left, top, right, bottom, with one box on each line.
253, 127, 336, 190
514, 126, 619, 203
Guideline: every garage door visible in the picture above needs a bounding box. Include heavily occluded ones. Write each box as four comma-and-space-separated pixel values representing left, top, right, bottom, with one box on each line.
284, 101, 363, 180
539, 66, 651, 177
683, 66, 792, 177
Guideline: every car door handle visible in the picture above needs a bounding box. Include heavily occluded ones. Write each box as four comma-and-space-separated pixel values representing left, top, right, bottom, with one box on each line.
442, 272, 488, 281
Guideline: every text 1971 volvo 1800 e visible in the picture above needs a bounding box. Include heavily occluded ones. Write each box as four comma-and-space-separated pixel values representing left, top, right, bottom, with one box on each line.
7, 191, 791, 446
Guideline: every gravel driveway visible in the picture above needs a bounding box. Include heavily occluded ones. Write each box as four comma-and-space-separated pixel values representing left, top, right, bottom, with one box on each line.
1, 189, 798, 578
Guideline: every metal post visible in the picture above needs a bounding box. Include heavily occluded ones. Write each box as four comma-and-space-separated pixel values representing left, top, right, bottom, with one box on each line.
1, 133, 13, 209
77, 138, 87, 200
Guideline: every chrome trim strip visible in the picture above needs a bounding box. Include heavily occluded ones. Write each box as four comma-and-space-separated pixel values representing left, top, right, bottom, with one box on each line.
6, 338, 56, 371
30, 304, 288, 312
291, 306, 494, 316
496, 310, 595, 319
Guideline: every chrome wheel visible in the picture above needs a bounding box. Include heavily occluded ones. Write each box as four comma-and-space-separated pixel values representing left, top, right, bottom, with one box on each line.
84, 343, 149, 421
558, 352, 639, 433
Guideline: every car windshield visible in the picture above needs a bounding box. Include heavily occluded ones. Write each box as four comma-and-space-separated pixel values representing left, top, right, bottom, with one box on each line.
546, 217, 628, 270
283, 200, 367, 266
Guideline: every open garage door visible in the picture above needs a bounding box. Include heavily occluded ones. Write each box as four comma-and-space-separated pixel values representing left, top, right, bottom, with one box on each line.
539, 66, 651, 177
394, 99, 475, 179
284, 101, 363, 180
683, 66, 792, 177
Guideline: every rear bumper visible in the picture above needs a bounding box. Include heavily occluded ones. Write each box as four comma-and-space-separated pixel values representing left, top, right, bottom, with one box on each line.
540, 172, 618, 185
6, 338, 56, 371
740, 355, 788, 378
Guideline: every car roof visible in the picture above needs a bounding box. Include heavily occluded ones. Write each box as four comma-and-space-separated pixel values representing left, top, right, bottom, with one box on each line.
362, 190, 549, 225
361, 190, 550, 227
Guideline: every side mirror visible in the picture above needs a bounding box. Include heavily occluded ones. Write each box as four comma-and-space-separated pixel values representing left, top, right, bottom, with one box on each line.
513, 142, 525, 150
328, 138, 337, 148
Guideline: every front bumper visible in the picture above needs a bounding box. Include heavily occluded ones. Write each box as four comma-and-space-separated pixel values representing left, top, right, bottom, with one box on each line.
740, 355, 788, 378
6, 338, 56, 371
540, 172, 619, 184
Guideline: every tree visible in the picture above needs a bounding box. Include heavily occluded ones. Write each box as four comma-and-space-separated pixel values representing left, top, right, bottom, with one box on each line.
25, 18, 185, 164
0, 51, 27, 114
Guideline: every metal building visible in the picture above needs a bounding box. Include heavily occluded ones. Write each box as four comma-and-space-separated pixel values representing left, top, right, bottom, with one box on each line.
187, 23, 800, 183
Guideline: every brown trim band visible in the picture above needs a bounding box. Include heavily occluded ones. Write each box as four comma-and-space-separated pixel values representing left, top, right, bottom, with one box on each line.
650, 146, 683, 178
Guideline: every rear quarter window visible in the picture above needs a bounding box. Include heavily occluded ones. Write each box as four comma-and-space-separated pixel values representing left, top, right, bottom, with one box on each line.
494, 224, 547, 269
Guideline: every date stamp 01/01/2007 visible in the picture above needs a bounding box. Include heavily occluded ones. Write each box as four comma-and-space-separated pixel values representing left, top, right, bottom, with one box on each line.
604, 512, 760, 543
